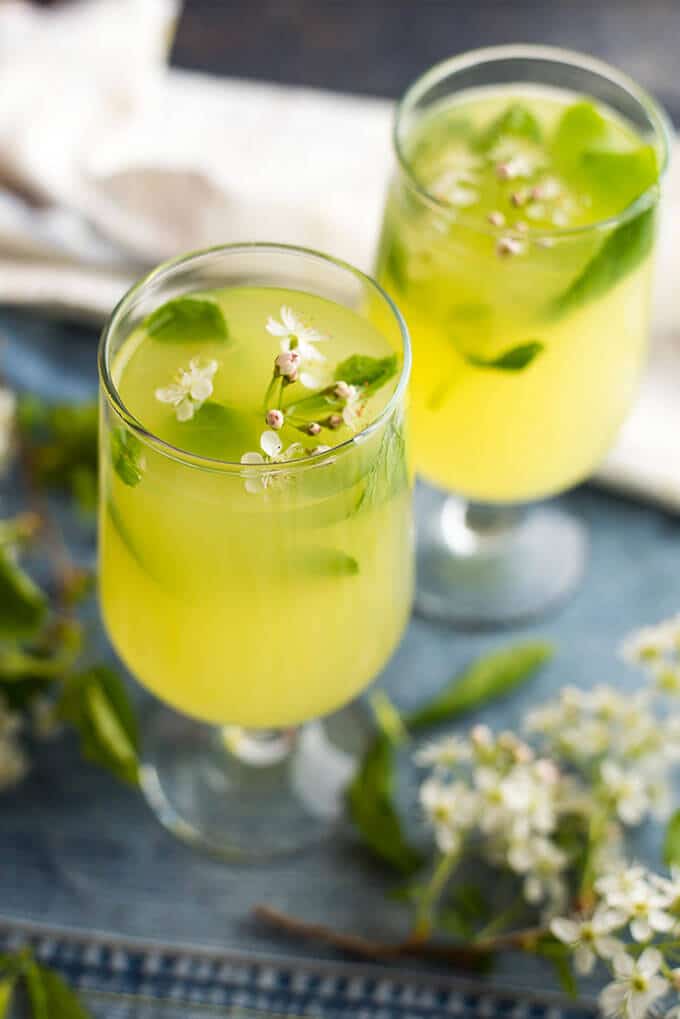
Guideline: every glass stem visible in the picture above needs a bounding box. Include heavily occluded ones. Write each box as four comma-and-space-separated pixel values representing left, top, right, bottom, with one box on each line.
441, 496, 525, 557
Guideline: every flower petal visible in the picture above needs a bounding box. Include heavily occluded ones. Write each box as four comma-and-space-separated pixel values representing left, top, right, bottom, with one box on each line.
189, 375, 214, 402
260, 430, 283, 458
244, 478, 262, 495
155, 384, 185, 405
550, 918, 579, 945
175, 397, 195, 422
241, 452, 265, 465
638, 947, 663, 977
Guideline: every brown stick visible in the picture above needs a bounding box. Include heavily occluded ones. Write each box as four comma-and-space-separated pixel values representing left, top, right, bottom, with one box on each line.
253, 906, 543, 966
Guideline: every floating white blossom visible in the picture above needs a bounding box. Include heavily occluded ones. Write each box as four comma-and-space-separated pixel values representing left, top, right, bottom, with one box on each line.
266, 306, 328, 389
155, 358, 218, 422
240, 430, 305, 494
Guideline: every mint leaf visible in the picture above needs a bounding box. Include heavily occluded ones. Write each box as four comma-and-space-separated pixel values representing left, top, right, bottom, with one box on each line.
0, 979, 13, 1018
34, 966, 92, 1019
552, 100, 608, 167
580, 144, 658, 208
145, 295, 228, 344
346, 698, 424, 875
404, 641, 554, 731
0, 547, 48, 639
335, 354, 398, 394
476, 103, 542, 152
466, 341, 544, 372
296, 546, 359, 577
111, 428, 145, 487
24, 959, 48, 1019
550, 206, 656, 317
663, 809, 680, 867
59, 666, 140, 785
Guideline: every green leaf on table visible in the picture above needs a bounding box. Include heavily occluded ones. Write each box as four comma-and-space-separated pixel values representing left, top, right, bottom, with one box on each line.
0, 979, 14, 1018
580, 144, 658, 208
145, 296, 228, 344
0, 546, 48, 640
24, 959, 49, 1019
404, 641, 554, 731
346, 694, 424, 876
111, 427, 145, 487
296, 546, 359, 578
552, 100, 608, 166
33, 965, 92, 1019
550, 206, 655, 318
476, 103, 542, 152
663, 809, 680, 867
465, 341, 544, 372
535, 937, 578, 997
17, 397, 98, 511
335, 354, 398, 394
59, 666, 140, 785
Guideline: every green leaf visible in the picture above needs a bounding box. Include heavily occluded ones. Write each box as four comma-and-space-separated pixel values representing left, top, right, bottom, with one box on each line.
552, 100, 608, 166
466, 341, 544, 372
24, 959, 48, 1019
663, 809, 680, 867
110, 428, 145, 487
17, 398, 98, 511
550, 206, 656, 318
0, 546, 48, 639
580, 144, 658, 208
404, 641, 554, 731
535, 938, 578, 997
335, 354, 398, 394
296, 546, 359, 578
145, 296, 228, 344
346, 730, 424, 875
59, 667, 140, 785
0, 979, 14, 1018
35, 966, 92, 1019
476, 103, 542, 152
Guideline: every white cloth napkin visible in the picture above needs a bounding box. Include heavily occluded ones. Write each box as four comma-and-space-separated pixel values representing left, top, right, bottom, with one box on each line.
0, 0, 678, 510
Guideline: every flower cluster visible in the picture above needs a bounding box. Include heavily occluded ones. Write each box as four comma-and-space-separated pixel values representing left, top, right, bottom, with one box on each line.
417, 725, 575, 913
266, 305, 328, 390
155, 357, 218, 422
622, 615, 680, 695
551, 863, 680, 1019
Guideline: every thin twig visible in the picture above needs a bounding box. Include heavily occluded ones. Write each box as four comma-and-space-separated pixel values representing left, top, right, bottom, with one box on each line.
253, 905, 546, 966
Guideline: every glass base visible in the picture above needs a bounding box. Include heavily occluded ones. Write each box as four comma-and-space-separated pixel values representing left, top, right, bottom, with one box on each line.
415, 486, 588, 627
139, 701, 368, 861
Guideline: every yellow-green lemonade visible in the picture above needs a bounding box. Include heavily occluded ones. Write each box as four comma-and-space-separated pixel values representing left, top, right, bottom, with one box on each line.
100, 287, 412, 728
376, 87, 663, 502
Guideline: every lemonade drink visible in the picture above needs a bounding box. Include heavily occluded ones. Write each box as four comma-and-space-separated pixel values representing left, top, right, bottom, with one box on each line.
376, 85, 664, 502
100, 282, 411, 728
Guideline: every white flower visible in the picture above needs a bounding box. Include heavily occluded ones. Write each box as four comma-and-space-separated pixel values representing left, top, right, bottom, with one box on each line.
649, 867, 680, 906
415, 736, 471, 770
266, 306, 327, 388
240, 430, 304, 494
550, 910, 624, 975
155, 358, 218, 422
607, 880, 676, 943
338, 383, 364, 432
600, 948, 669, 1019
621, 618, 680, 667
0, 386, 16, 470
600, 761, 650, 826
420, 777, 477, 853
596, 864, 648, 903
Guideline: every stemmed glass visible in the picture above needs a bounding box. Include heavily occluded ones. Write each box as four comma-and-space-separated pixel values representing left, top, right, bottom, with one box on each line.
98, 243, 412, 859
376, 45, 671, 625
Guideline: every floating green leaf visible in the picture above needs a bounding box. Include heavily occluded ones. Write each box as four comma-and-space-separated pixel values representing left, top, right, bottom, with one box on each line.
404, 642, 554, 731
466, 341, 544, 372
335, 354, 398, 394
663, 809, 680, 867
550, 206, 656, 318
0, 546, 48, 640
476, 103, 542, 152
296, 546, 359, 578
111, 428, 145, 487
59, 666, 140, 785
145, 295, 228, 344
580, 144, 658, 209
552, 100, 608, 167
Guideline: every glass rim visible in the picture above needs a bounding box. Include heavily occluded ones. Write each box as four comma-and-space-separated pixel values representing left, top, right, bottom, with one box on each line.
98, 241, 412, 475
393, 43, 673, 240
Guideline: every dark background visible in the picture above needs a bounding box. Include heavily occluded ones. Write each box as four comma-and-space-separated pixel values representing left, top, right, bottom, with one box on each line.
168, 0, 680, 120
